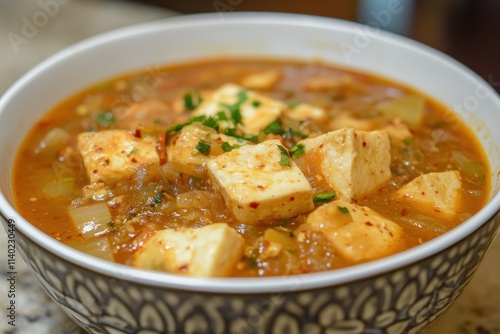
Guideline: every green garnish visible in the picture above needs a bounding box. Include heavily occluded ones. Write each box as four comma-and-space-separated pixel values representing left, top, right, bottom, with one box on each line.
286, 248, 295, 254
252, 100, 261, 107
107, 221, 115, 227
313, 192, 336, 204
154, 193, 164, 204
94, 112, 116, 127
183, 91, 203, 111
224, 128, 258, 143
403, 138, 412, 146
338, 206, 349, 214
216, 111, 228, 121
278, 220, 287, 227
166, 115, 219, 133
196, 141, 211, 155
288, 101, 300, 109
288, 127, 308, 140
277, 145, 290, 167
220, 90, 248, 125
290, 143, 305, 158
263, 120, 285, 135
62, 177, 75, 183
221, 142, 240, 152
128, 147, 137, 155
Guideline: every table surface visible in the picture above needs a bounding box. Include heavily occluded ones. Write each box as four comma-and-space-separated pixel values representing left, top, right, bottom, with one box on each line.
0, 1, 499, 333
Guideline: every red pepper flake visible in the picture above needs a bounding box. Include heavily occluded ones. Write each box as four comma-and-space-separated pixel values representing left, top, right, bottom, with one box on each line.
362, 141, 366, 147
400, 208, 408, 216
421, 191, 426, 195
290, 196, 295, 201
365, 221, 373, 226
178, 264, 189, 272
249, 202, 260, 209
133, 129, 142, 138
131, 158, 137, 163
92, 169, 98, 174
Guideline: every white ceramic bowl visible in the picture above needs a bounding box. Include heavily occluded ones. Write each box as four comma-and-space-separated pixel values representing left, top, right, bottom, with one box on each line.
1, 12, 499, 334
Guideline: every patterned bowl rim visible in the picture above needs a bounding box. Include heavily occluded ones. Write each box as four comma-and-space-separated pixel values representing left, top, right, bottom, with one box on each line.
1, 12, 500, 294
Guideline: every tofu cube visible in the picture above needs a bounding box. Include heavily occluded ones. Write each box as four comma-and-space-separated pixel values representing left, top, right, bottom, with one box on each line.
397, 170, 462, 216
383, 118, 413, 148
298, 128, 391, 201
241, 70, 281, 90
132, 223, 244, 277
207, 139, 314, 224
193, 83, 287, 135
307, 200, 403, 262
284, 103, 326, 122
78, 130, 159, 184
167, 123, 246, 176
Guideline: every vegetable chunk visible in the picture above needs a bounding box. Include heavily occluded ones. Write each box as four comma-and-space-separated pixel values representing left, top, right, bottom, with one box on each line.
77, 129, 159, 184
207, 139, 314, 224
298, 128, 392, 201
307, 200, 403, 262
193, 83, 287, 135
132, 223, 244, 277
397, 170, 462, 216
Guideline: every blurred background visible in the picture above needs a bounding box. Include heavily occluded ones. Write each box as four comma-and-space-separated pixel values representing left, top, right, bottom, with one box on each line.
0, 0, 499, 333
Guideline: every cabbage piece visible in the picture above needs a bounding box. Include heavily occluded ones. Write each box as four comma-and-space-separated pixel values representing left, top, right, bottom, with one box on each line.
378, 95, 425, 126
69, 203, 112, 239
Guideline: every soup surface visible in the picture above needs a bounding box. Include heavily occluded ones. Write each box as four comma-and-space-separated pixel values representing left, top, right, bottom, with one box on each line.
13, 58, 489, 277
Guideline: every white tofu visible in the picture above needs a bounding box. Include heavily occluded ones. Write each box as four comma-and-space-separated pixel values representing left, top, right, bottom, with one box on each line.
132, 223, 244, 277
329, 113, 377, 131
167, 123, 246, 176
193, 83, 286, 135
78, 130, 160, 184
397, 170, 462, 216
241, 70, 281, 90
207, 139, 314, 224
284, 103, 326, 122
307, 200, 403, 262
298, 128, 391, 201
383, 118, 413, 147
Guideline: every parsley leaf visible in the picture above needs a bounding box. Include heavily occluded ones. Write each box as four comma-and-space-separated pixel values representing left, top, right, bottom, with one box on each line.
252, 100, 261, 107
221, 142, 240, 152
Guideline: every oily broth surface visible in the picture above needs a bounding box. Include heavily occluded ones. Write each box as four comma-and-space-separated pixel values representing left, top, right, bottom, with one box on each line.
12, 58, 489, 276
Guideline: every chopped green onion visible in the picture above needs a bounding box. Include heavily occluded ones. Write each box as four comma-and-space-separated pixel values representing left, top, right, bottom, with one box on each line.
154, 193, 164, 204
242, 133, 259, 142
196, 141, 211, 155
313, 192, 336, 204
338, 206, 349, 214
278, 220, 287, 227
277, 145, 290, 167
221, 142, 240, 152
252, 100, 261, 107
403, 138, 412, 146
288, 101, 300, 109
263, 120, 285, 135
128, 147, 137, 155
94, 112, 115, 127
290, 143, 305, 158
216, 111, 228, 121
183, 91, 203, 110
286, 248, 295, 254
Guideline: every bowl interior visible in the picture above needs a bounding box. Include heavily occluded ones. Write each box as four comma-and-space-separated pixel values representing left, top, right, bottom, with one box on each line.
1, 13, 499, 292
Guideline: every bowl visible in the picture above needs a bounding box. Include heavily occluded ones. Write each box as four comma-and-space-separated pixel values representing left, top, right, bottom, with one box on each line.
1, 12, 500, 334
